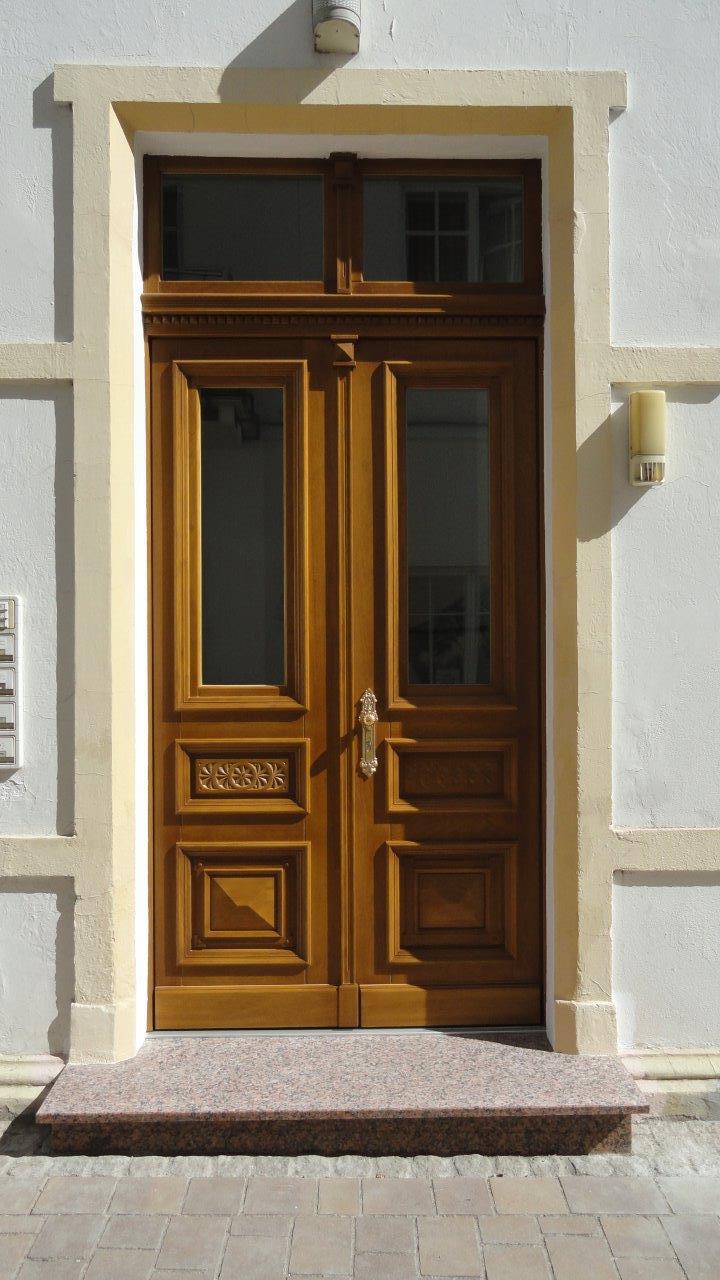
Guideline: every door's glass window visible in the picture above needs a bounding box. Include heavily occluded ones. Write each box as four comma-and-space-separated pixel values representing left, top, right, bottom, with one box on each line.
200, 388, 285, 685
162, 176, 323, 280
404, 388, 491, 685
364, 178, 523, 283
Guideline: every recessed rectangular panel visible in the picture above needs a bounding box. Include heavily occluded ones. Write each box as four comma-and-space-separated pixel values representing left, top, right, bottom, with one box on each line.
387, 842, 518, 961
386, 740, 517, 815
175, 740, 309, 816
175, 843, 309, 969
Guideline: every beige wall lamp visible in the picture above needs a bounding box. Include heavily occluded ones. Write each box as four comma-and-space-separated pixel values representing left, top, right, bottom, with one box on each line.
629, 389, 667, 486
313, 0, 361, 53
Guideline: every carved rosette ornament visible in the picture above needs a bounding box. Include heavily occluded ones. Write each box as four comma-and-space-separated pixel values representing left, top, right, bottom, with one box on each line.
196, 758, 290, 794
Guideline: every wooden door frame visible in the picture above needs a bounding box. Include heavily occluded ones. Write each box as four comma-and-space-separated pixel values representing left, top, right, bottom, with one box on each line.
143, 154, 546, 1031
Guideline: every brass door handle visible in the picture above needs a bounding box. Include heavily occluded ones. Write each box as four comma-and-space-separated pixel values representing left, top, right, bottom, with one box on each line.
359, 688, 378, 778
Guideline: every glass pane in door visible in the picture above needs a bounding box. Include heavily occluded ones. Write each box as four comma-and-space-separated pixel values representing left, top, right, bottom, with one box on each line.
200, 388, 285, 685
404, 388, 491, 685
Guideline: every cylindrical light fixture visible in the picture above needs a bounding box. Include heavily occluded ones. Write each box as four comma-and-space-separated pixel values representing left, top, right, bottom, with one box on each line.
313, 0, 361, 53
629, 389, 667, 486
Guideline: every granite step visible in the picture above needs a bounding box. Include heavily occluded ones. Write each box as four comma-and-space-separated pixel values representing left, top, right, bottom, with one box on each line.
36, 1032, 648, 1156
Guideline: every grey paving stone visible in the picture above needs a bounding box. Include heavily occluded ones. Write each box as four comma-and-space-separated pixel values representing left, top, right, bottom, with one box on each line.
244, 1176, 317, 1215
216, 1156, 260, 1177
167, 1156, 219, 1178
126, 1157, 177, 1177
362, 1179, 435, 1215
108, 1176, 188, 1215
183, 1176, 246, 1215
661, 1213, 720, 1276
98, 1213, 168, 1250
559, 1176, 669, 1215
148, 1274, 213, 1280
0, 1234, 33, 1279
479, 1216, 541, 1245
453, 1156, 495, 1178
33, 1175, 115, 1215
615, 1261, 686, 1280
3, 1159, 54, 1181
483, 1244, 551, 1279
17, 1263, 85, 1280
545, 1233, 619, 1279
355, 1215, 416, 1253
490, 1177, 567, 1215
433, 1177, 493, 1216
230, 1213, 293, 1239
318, 1178, 360, 1215
84, 1251, 156, 1280
417, 1215, 484, 1276
220, 1232, 289, 1279
28, 1213, 104, 1260
0, 1214, 44, 1234
0, 1181, 42, 1214
47, 1155, 130, 1178
538, 1214, 601, 1235
155, 1214, 229, 1271
354, 1255, 419, 1280
601, 1214, 676, 1258
289, 1213, 353, 1275
657, 1174, 720, 1213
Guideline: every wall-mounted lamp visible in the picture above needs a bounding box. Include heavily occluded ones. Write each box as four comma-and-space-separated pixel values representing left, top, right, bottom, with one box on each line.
629, 389, 667, 486
313, 0, 361, 53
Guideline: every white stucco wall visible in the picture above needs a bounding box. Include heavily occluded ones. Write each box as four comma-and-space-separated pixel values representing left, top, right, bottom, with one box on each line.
0, 0, 719, 1057
0, 883, 73, 1056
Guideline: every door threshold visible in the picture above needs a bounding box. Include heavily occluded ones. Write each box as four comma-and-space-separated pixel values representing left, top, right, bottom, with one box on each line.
147, 1025, 547, 1039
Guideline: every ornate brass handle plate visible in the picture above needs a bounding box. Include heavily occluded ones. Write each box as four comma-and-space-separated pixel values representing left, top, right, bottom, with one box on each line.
359, 688, 378, 778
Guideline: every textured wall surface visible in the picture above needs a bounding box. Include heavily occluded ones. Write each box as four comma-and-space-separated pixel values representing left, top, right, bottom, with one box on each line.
0, 881, 74, 1055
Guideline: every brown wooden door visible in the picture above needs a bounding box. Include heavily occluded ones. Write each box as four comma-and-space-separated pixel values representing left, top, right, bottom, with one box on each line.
150, 334, 541, 1029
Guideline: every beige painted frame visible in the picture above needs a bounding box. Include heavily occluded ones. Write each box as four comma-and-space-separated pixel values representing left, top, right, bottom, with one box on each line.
1, 66, 720, 1060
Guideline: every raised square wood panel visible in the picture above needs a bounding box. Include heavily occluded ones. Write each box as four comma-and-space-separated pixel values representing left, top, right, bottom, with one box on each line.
175, 842, 309, 970
174, 738, 310, 816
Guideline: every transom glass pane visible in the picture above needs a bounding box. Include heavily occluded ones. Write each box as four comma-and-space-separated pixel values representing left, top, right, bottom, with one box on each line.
363, 178, 523, 283
200, 389, 285, 685
404, 388, 491, 685
162, 176, 323, 280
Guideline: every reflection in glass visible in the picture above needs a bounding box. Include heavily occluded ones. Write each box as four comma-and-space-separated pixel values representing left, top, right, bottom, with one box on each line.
162, 176, 323, 280
200, 389, 285, 685
363, 178, 523, 283
405, 388, 491, 685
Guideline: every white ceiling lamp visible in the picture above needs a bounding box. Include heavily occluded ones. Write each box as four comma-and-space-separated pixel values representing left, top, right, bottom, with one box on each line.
313, 0, 361, 54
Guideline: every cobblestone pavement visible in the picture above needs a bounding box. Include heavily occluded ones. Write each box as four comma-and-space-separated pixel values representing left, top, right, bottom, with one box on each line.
1, 1118, 719, 1278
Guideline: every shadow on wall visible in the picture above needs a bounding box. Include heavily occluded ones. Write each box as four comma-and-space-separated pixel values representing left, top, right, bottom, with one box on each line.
0, 877, 75, 1058
32, 76, 73, 343
0, 384, 74, 836
218, 0, 355, 100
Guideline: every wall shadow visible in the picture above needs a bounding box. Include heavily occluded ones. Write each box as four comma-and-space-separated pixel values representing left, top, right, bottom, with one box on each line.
32, 76, 73, 342
218, 0, 354, 100
0, 876, 75, 1058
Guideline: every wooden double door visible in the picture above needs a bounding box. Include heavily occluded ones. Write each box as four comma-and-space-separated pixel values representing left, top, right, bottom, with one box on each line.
150, 332, 542, 1029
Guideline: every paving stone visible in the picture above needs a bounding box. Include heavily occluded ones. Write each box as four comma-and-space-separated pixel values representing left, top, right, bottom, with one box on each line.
289, 1213, 353, 1274
98, 1214, 167, 1250
48, 1156, 130, 1178
318, 1178, 360, 1215
657, 1174, 720, 1213
156, 1214, 229, 1271
545, 1233, 619, 1280
0, 1234, 33, 1279
220, 1232, 289, 1279
286, 1155, 340, 1177
479, 1216, 541, 1245
483, 1244, 551, 1278
453, 1156, 495, 1178
0, 1214, 44, 1234
149, 1274, 213, 1280
126, 1157, 176, 1176
538, 1214, 601, 1235
559, 1176, 669, 1215
354, 1255, 419, 1280
230, 1213, 293, 1238
433, 1177, 493, 1216
17, 1263, 86, 1280
216, 1156, 260, 1177
244, 1176, 317, 1215
84, 1251, 156, 1279
362, 1179, 435, 1215
167, 1156, 219, 1178
490, 1177, 567, 1215
183, 1176, 246, 1215
28, 1213, 104, 1260
661, 1213, 720, 1276
0, 1181, 42, 1213
33, 1176, 115, 1215
408, 1156, 457, 1178
601, 1214, 676, 1258
108, 1176, 188, 1215
3, 1160, 54, 1181
527, 1156, 576, 1176
417, 1215, 483, 1276
355, 1215, 416, 1253
615, 1262, 686, 1280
